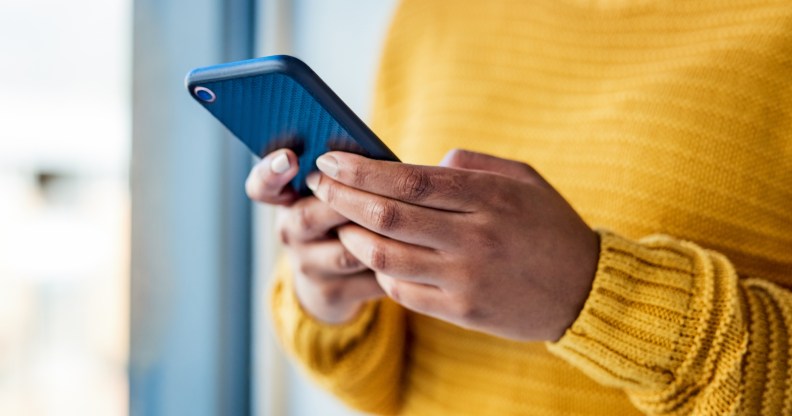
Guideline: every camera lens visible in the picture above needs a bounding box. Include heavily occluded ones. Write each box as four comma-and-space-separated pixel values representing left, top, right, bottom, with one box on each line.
194, 86, 216, 103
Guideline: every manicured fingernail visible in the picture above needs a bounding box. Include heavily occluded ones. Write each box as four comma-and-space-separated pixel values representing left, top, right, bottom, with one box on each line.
305, 173, 320, 192
316, 154, 339, 178
270, 152, 290, 174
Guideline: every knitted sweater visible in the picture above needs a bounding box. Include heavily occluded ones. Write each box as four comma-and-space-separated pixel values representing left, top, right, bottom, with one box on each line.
270, 1, 792, 414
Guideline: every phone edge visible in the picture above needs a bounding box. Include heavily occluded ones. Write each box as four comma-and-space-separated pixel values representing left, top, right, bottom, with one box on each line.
185, 55, 400, 163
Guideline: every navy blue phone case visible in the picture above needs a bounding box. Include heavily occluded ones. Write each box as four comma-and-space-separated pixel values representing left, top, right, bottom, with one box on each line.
185, 55, 399, 196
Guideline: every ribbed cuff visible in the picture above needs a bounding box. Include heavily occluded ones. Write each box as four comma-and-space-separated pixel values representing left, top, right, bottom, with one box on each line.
548, 230, 705, 390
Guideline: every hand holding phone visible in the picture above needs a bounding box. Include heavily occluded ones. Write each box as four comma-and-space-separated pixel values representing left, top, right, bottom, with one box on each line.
185, 55, 399, 196
186, 56, 393, 323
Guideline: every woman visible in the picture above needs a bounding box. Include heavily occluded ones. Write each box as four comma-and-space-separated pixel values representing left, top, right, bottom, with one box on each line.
247, 1, 792, 414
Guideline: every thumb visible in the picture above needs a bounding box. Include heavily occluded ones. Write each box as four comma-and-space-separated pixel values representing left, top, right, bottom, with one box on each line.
439, 149, 551, 189
245, 148, 300, 205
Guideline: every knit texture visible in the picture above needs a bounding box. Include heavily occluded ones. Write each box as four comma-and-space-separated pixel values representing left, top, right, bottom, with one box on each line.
270, 0, 792, 414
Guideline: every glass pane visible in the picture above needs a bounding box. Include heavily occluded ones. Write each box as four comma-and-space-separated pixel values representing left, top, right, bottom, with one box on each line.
0, 0, 130, 415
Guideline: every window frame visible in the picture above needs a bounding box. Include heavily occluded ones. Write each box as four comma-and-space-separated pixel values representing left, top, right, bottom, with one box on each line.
130, 0, 255, 414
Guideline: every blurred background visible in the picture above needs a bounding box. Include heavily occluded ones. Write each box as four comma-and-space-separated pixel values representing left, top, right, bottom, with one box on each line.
0, 0, 396, 415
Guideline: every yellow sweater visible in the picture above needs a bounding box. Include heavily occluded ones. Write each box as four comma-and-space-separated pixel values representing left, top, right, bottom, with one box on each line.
270, 1, 792, 415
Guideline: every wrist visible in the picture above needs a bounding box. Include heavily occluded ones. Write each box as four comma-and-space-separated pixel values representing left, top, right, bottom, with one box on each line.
549, 229, 600, 341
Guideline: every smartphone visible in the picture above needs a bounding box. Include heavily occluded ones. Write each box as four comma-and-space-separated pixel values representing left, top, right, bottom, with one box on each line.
185, 55, 399, 196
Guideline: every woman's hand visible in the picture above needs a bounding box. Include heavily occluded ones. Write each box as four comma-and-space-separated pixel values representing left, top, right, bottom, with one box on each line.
246, 149, 384, 324
307, 149, 599, 341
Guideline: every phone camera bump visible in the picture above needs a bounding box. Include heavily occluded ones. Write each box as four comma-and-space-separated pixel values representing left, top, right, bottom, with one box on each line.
194, 86, 216, 103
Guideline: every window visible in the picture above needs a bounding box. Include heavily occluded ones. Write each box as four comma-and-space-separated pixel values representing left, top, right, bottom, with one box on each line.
0, 0, 131, 414
2, 0, 400, 414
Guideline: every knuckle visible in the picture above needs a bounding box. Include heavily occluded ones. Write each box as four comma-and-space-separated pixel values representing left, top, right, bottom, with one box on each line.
463, 216, 503, 255
297, 260, 313, 277
323, 179, 339, 204
515, 162, 550, 189
318, 282, 345, 307
368, 244, 389, 271
487, 179, 520, 212
456, 295, 484, 323
456, 267, 485, 295
478, 227, 504, 255
444, 173, 466, 196
336, 250, 360, 271
349, 162, 368, 188
518, 162, 540, 178
365, 200, 400, 232
396, 166, 433, 202
296, 205, 314, 235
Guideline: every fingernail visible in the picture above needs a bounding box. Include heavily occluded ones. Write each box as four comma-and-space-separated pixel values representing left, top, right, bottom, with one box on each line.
305, 173, 320, 192
316, 154, 339, 178
270, 152, 290, 174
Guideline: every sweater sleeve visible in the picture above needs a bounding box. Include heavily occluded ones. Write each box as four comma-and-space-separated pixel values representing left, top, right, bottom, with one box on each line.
269, 258, 407, 415
548, 230, 792, 415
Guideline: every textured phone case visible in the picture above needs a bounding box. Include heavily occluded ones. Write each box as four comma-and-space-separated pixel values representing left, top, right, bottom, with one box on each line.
186, 55, 398, 196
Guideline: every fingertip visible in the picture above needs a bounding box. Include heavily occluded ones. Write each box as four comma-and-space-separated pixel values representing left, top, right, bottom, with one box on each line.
321, 150, 368, 164
246, 149, 301, 202
305, 172, 321, 193
265, 149, 299, 175
335, 223, 363, 243
374, 273, 400, 302
320, 150, 347, 158
271, 152, 291, 174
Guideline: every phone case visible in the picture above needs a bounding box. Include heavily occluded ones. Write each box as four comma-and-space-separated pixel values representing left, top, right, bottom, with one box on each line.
185, 55, 399, 196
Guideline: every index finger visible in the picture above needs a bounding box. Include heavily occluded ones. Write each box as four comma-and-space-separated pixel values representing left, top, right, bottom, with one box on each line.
277, 196, 350, 244
314, 152, 484, 212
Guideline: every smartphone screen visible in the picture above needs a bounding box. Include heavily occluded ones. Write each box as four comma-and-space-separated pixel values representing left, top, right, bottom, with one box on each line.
186, 55, 399, 196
